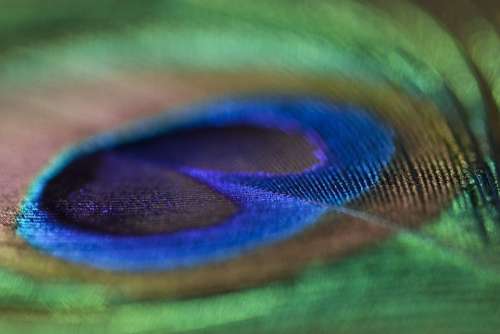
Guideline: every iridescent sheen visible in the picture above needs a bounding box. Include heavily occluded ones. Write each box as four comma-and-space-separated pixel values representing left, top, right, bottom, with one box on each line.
17, 97, 394, 271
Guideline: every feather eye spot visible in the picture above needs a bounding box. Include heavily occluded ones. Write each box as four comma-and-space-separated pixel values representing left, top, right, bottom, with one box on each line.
17, 96, 395, 272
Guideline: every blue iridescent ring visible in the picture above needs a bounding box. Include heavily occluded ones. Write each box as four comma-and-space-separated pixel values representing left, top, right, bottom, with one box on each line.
17, 96, 394, 272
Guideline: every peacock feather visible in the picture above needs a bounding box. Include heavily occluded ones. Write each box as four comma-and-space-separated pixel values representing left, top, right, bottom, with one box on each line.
0, 0, 499, 333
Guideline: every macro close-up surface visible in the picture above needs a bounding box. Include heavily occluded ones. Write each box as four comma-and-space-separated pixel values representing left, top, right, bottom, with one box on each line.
0, 0, 500, 333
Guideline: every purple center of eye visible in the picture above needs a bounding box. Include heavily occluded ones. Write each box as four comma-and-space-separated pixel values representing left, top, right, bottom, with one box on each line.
41, 124, 321, 235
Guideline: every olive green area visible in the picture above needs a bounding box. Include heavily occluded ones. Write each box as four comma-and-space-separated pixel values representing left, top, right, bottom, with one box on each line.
0, 0, 170, 54
0, 232, 499, 334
